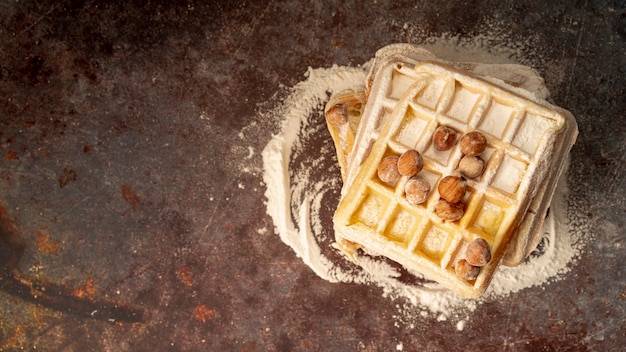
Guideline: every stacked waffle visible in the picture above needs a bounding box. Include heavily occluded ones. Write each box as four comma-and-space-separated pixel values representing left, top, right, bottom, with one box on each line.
324, 44, 578, 298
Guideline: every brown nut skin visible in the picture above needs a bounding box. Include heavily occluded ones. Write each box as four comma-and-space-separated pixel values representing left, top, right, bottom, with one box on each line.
458, 155, 485, 179
466, 238, 492, 267
325, 104, 348, 126
455, 259, 480, 281
377, 156, 401, 184
434, 199, 464, 221
404, 176, 430, 205
433, 126, 457, 151
397, 150, 424, 177
460, 131, 487, 156
437, 176, 466, 203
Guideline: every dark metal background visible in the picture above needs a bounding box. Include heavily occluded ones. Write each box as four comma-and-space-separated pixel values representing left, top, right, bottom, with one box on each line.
0, 1, 624, 350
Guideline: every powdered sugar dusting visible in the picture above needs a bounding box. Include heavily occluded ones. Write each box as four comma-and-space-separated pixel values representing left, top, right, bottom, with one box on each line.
261, 65, 369, 282
260, 37, 587, 325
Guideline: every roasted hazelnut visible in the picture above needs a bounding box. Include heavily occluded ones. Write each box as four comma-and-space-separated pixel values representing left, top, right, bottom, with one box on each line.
325, 104, 348, 126
458, 155, 485, 178
433, 126, 457, 151
434, 199, 464, 221
404, 176, 430, 205
455, 259, 480, 281
397, 149, 424, 177
460, 131, 487, 156
437, 176, 466, 204
377, 156, 401, 184
466, 238, 492, 267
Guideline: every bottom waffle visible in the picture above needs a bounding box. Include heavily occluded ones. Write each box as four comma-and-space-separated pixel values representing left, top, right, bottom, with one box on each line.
324, 89, 366, 182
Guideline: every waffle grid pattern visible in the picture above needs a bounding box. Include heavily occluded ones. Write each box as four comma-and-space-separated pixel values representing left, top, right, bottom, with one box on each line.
336, 62, 565, 297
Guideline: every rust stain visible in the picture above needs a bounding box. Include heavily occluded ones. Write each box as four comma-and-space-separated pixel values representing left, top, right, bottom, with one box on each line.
35, 229, 60, 254
121, 184, 140, 211
240, 340, 258, 352
2, 325, 26, 350
299, 339, 314, 349
1, 204, 144, 322
331, 38, 345, 48
193, 305, 218, 323
0, 204, 18, 233
72, 277, 97, 300
58, 168, 77, 188
176, 266, 193, 287
6, 150, 19, 160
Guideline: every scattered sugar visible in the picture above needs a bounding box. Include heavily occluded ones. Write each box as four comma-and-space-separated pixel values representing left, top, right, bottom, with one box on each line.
260, 35, 587, 324
246, 146, 255, 159
456, 320, 466, 331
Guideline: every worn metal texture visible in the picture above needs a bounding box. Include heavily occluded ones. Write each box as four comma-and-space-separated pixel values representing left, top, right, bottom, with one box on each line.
0, 0, 624, 351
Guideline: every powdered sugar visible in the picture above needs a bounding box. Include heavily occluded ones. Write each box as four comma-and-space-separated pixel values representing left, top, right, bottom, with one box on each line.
261, 65, 369, 282
260, 40, 586, 324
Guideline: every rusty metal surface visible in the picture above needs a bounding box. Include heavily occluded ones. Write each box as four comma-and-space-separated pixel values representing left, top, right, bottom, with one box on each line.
0, 0, 624, 351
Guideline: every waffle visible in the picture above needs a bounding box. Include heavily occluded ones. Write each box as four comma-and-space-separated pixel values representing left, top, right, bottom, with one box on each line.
332, 61, 577, 298
325, 45, 571, 268
344, 45, 551, 194
324, 89, 366, 182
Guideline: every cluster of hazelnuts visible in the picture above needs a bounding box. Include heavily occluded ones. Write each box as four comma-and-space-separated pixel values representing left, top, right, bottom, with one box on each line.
434, 126, 487, 179
377, 148, 430, 205
375, 126, 492, 282
432, 126, 488, 222
455, 237, 492, 281
376, 126, 488, 222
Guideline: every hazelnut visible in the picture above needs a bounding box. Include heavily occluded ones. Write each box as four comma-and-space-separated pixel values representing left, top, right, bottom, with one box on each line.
404, 176, 430, 205
458, 155, 485, 178
437, 176, 466, 204
397, 149, 424, 177
377, 156, 401, 184
455, 259, 480, 281
466, 238, 492, 267
433, 126, 457, 151
460, 131, 487, 156
434, 199, 464, 221
325, 104, 348, 126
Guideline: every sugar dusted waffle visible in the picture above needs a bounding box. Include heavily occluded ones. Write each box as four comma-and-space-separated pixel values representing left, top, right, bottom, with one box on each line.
324, 89, 366, 182
344, 45, 551, 195
326, 45, 572, 269
332, 61, 577, 298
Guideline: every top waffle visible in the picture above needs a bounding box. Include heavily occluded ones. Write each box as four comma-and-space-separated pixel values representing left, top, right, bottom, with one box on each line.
331, 58, 577, 298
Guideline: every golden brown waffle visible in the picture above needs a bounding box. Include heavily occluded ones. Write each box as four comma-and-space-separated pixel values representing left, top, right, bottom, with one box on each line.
324, 89, 366, 182
344, 46, 552, 195
332, 61, 577, 298
326, 45, 576, 269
